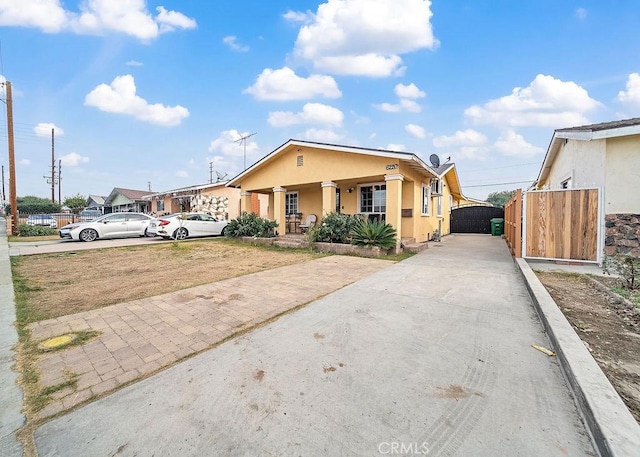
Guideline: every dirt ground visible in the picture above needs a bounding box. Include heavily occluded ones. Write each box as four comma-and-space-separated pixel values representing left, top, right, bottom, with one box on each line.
536, 271, 640, 423
11, 239, 325, 323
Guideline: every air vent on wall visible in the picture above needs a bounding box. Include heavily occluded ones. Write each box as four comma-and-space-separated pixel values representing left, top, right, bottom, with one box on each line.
297, 155, 303, 166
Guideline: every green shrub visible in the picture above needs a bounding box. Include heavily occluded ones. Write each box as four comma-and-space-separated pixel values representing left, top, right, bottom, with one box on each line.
350, 218, 397, 250
17, 224, 58, 237
225, 212, 278, 238
603, 253, 640, 290
309, 212, 357, 243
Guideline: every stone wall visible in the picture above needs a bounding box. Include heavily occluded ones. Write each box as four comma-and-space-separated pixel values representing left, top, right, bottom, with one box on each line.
605, 214, 640, 256
190, 195, 229, 221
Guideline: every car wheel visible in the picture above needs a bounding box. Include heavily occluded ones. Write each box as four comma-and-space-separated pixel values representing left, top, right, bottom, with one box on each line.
221, 226, 226, 237
79, 228, 98, 242
142, 228, 148, 237
173, 227, 188, 240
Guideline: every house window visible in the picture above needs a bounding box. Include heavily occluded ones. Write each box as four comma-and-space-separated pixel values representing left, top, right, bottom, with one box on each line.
336, 188, 341, 213
359, 184, 386, 215
156, 200, 164, 212
449, 195, 453, 213
285, 192, 299, 215
437, 196, 443, 216
431, 178, 443, 195
421, 184, 430, 215
561, 177, 572, 189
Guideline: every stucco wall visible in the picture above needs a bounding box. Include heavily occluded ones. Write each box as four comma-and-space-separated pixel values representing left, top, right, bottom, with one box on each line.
605, 135, 640, 213
545, 138, 606, 189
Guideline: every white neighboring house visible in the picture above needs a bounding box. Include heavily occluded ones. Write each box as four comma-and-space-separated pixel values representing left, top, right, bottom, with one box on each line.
535, 117, 640, 256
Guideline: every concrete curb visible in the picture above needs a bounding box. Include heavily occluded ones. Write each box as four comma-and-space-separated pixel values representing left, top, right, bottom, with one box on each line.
515, 257, 640, 457
0, 218, 25, 457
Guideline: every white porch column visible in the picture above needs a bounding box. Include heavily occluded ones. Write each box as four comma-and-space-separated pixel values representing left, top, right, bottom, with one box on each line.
385, 174, 404, 253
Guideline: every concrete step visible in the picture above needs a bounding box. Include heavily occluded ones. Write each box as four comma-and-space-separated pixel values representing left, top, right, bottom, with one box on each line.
402, 242, 428, 254
274, 239, 310, 249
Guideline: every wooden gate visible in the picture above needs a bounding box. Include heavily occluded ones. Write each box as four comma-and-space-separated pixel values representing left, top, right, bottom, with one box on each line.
451, 206, 504, 233
524, 188, 601, 262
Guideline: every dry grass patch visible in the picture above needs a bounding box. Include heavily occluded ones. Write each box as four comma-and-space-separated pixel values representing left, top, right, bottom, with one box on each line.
11, 239, 326, 322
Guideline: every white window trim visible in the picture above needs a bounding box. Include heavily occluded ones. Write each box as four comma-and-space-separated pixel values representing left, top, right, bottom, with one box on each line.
358, 182, 386, 215
430, 178, 443, 195
437, 195, 443, 217
448, 195, 453, 213
285, 191, 299, 214
421, 184, 431, 216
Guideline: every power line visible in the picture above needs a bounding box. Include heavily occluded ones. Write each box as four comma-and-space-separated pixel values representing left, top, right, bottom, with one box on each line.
465, 179, 535, 188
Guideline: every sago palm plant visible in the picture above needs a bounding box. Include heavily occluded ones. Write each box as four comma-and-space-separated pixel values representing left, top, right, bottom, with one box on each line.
350, 218, 397, 249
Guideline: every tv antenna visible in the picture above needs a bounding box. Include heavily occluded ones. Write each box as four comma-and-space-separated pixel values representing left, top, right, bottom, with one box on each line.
234, 132, 257, 170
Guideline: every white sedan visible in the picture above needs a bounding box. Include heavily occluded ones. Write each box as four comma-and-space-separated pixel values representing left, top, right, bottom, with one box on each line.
155, 213, 228, 240
59, 212, 156, 242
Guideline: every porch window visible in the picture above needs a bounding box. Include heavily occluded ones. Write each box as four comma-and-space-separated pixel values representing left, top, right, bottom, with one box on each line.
285, 192, 299, 215
156, 200, 164, 212
421, 185, 430, 216
437, 196, 443, 217
336, 188, 341, 214
359, 184, 386, 215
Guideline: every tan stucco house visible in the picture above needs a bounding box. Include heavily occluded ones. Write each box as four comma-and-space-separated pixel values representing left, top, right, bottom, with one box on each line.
226, 140, 465, 246
146, 182, 268, 220
535, 117, 640, 256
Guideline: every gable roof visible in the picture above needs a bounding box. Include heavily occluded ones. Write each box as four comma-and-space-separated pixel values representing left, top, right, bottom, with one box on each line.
86, 194, 106, 205
104, 188, 150, 205
144, 181, 230, 199
228, 139, 448, 187
536, 117, 640, 185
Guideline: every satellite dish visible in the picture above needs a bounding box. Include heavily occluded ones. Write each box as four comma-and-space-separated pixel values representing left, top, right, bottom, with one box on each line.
429, 154, 441, 168
215, 171, 228, 182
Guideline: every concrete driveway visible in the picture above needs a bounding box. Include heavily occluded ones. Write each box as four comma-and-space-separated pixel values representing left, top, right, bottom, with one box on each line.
34, 235, 595, 456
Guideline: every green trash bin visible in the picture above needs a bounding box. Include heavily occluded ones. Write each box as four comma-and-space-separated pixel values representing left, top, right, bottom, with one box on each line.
490, 218, 504, 236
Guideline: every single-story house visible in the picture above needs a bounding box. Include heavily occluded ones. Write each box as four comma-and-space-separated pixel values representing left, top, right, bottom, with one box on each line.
85, 194, 106, 214
226, 140, 465, 246
534, 117, 640, 256
104, 188, 150, 214
454, 196, 494, 208
146, 182, 268, 220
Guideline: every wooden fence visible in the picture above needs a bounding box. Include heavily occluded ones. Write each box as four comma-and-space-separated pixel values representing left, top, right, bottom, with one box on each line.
503, 188, 601, 262
504, 189, 522, 257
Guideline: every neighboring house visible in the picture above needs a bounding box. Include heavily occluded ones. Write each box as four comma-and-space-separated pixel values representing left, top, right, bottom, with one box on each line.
226, 139, 465, 246
535, 117, 640, 256
85, 194, 106, 214
103, 188, 150, 214
146, 182, 268, 220
454, 196, 494, 208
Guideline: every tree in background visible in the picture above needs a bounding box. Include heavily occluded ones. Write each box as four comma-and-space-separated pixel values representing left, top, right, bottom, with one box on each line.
486, 190, 516, 208
5, 196, 61, 214
63, 194, 87, 214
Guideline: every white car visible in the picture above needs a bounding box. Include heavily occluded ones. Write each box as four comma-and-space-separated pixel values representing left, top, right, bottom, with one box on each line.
59, 212, 156, 242
155, 213, 228, 240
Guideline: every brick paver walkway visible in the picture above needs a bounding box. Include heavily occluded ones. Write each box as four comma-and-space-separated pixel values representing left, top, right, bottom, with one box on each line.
28, 255, 391, 419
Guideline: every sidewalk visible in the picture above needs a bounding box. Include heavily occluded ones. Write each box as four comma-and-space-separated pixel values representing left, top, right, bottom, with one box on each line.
0, 218, 24, 457
34, 235, 597, 456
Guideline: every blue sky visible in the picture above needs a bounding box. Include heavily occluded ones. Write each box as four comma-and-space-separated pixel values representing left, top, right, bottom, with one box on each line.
0, 0, 639, 202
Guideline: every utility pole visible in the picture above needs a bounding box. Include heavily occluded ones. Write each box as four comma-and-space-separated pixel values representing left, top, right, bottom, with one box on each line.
234, 132, 257, 170
58, 159, 62, 205
4, 81, 17, 235
147, 181, 152, 192
209, 161, 214, 184
1, 164, 5, 204
50, 128, 55, 202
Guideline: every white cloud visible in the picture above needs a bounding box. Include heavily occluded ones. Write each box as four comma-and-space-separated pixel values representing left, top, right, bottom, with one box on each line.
464, 74, 601, 128
433, 129, 489, 160
126, 60, 143, 67
19, 159, 31, 166
60, 152, 89, 167
34, 122, 64, 137
395, 83, 426, 99
617, 73, 640, 108
374, 99, 421, 113
292, 0, 438, 77
223, 35, 249, 52
175, 170, 189, 178
244, 67, 341, 101
84, 74, 189, 127
208, 130, 259, 158
268, 103, 344, 127
0, 0, 196, 40
493, 130, 544, 157
386, 143, 406, 152
283, 10, 314, 23
575, 8, 587, 20
405, 123, 426, 139
303, 128, 344, 142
